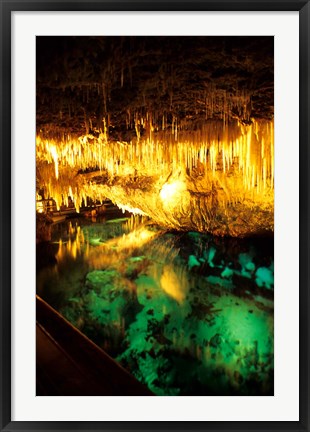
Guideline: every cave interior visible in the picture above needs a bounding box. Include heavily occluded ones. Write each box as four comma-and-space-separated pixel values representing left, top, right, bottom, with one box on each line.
36, 36, 274, 397
36, 36, 274, 237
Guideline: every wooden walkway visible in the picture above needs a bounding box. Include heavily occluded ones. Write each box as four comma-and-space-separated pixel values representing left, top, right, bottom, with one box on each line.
36, 295, 153, 396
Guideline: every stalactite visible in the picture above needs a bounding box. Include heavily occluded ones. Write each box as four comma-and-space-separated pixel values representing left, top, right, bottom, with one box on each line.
37, 118, 273, 224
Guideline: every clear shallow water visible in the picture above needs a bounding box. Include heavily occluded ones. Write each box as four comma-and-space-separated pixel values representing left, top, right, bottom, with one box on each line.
37, 215, 274, 396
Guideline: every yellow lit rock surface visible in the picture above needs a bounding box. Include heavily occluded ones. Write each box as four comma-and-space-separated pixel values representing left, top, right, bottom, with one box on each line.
36, 119, 273, 237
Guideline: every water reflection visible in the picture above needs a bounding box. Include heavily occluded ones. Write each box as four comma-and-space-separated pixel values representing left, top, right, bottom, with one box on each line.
37, 215, 274, 396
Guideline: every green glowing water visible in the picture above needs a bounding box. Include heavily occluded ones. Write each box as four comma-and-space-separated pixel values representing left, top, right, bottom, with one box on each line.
37, 215, 274, 396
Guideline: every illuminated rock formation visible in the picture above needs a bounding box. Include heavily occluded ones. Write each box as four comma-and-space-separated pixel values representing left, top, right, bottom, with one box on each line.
36, 118, 273, 236
36, 36, 274, 237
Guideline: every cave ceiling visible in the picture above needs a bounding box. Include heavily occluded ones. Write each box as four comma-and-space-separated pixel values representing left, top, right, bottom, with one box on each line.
36, 36, 273, 137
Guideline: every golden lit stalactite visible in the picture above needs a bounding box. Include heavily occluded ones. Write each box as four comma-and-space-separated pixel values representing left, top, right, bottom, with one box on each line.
36, 119, 273, 188
36, 118, 274, 236
116, 204, 147, 216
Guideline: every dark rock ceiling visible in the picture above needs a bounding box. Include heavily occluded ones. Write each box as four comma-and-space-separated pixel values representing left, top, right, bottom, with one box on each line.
36, 36, 274, 139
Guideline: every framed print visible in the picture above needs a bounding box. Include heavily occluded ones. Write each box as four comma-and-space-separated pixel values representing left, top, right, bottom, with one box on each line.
1, 0, 309, 431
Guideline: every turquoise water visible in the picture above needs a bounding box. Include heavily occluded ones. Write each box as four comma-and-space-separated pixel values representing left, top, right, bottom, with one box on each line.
37, 215, 274, 396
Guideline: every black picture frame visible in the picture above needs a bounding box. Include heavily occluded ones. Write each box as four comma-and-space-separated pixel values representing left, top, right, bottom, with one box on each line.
1, 1, 309, 431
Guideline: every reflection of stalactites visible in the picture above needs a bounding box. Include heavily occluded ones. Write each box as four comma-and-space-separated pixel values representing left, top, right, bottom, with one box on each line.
160, 265, 189, 303
85, 226, 158, 270
124, 214, 148, 233
55, 223, 85, 264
